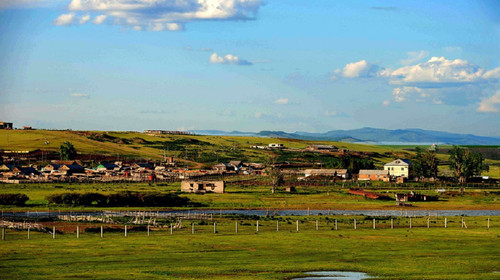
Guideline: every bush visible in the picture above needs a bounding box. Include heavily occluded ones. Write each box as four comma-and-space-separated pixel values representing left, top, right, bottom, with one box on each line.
0, 193, 29, 206
47, 192, 190, 207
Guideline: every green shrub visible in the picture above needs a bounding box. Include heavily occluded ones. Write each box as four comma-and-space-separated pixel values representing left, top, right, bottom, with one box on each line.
0, 193, 29, 206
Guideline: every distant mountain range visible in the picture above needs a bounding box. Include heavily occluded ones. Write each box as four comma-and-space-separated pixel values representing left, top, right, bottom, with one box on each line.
191, 128, 500, 145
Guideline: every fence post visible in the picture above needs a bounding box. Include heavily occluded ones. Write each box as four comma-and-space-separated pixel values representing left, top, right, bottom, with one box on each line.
125, 225, 127, 237
235, 222, 238, 233
461, 217, 464, 228
214, 222, 217, 234
77, 226, 79, 239
296, 220, 299, 232
256, 221, 259, 233
316, 220, 319, 231
445, 218, 447, 228
308, 208, 310, 216
2, 227, 4, 240
170, 224, 173, 235
409, 218, 412, 229
28, 228, 30, 240
147, 225, 150, 236
391, 218, 394, 229
53, 226, 56, 239
487, 218, 490, 229
373, 219, 376, 229
334, 219, 338, 230
276, 220, 279, 231
354, 219, 357, 230
101, 226, 103, 238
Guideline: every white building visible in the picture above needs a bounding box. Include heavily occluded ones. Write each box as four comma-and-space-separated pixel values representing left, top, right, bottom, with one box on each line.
384, 159, 411, 178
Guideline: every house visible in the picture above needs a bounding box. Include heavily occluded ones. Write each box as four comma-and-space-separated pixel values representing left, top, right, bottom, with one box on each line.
228, 160, 243, 171
42, 164, 61, 173
384, 159, 411, 178
131, 163, 153, 170
60, 164, 85, 175
213, 163, 229, 171
358, 170, 390, 181
96, 163, 119, 172
0, 122, 13, 129
0, 164, 17, 172
306, 145, 338, 152
268, 143, 284, 149
304, 169, 349, 179
181, 180, 225, 194
12, 167, 38, 176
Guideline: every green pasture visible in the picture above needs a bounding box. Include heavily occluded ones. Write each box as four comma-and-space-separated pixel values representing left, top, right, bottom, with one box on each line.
1, 182, 498, 211
1, 217, 499, 279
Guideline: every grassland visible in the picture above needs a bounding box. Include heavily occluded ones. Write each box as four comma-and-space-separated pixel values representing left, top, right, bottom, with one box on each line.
1, 218, 499, 279
0, 129, 412, 165
1, 182, 498, 211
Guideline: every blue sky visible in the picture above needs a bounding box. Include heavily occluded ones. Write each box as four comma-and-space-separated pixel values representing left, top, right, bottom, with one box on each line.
0, 0, 499, 136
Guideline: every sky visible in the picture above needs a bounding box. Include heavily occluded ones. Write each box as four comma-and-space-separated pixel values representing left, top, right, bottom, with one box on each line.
0, 0, 499, 136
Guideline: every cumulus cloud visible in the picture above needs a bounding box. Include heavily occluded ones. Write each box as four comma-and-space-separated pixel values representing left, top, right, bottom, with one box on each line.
341, 60, 380, 78
93, 14, 107, 24
388, 57, 491, 86
79, 14, 90, 24
477, 92, 500, 113
382, 100, 391, 107
400, 50, 428, 65
209, 53, 252, 66
54, 13, 76, 26
54, 0, 263, 31
392, 87, 426, 102
275, 98, 288, 105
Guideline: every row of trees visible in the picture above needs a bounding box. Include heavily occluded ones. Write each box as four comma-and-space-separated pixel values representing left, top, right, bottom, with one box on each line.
407, 146, 486, 183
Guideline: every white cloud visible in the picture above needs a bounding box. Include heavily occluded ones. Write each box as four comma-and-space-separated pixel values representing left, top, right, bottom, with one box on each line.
56, 0, 263, 31
400, 50, 428, 65
341, 60, 379, 78
210, 53, 252, 66
389, 57, 487, 85
53, 13, 76, 26
477, 91, 500, 113
382, 100, 391, 107
79, 14, 90, 24
275, 98, 288, 105
93, 14, 107, 24
254, 112, 262, 118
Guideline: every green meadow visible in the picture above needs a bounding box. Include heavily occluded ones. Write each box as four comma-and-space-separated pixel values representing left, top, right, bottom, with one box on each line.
1, 182, 499, 211
1, 218, 499, 279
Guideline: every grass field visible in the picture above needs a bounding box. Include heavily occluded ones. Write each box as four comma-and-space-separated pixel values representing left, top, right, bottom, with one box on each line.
1, 218, 499, 279
1, 182, 499, 211
0, 130, 413, 165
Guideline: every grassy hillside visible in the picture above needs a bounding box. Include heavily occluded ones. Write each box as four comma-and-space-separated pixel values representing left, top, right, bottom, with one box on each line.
0, 130, 411, 164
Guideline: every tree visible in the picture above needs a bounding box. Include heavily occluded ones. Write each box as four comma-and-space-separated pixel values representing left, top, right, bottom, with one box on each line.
60, 141, 77, 160
266, 158, 284, 194
411, 147, 438, 179
449, 146, 486, 183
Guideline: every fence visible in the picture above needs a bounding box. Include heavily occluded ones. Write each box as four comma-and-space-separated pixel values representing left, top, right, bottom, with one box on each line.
1, 216, 496, 241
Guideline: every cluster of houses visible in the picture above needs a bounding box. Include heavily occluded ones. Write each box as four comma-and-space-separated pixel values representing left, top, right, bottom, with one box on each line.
0, 160, 222, 183
358, 159, 411, 182
212, 161, 265, 174
0, 154, 413, 183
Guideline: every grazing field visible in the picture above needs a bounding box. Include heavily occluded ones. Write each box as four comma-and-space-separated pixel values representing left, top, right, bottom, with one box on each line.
1, 220, 499, 279
0, 182, 499, 211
